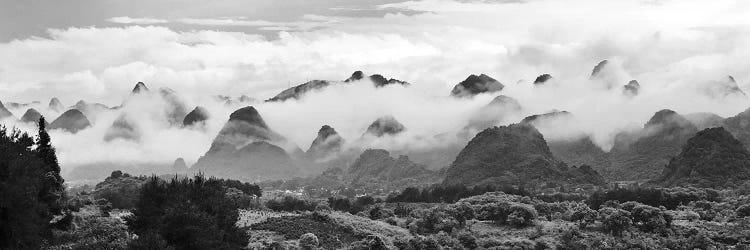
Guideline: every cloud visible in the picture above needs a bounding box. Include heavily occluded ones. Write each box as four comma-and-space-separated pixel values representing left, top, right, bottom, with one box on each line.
107, 16, 168, 25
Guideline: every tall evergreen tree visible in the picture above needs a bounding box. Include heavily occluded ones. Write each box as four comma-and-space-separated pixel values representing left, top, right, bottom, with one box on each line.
35, 116, 65, 214
0, 125, 59, 248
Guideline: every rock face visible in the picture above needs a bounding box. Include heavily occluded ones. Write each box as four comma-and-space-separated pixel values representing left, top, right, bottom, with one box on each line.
0, 101, 14, 120
590, 60, 609, 79
623, 80, 640, 97
466, 95, 522, 131
191, 106, 299, 181
450, 74, 504, 97
306, 125, 344, 161
443, 124, 605, 186
49, 98, 65, 113
20, 109, 46, 125
104, 113, 140, 142
183, 106, 210, 127
365, 116, 405, 137
658, 127, 750, 187
533, 74, 553, 85
607, 109, 698, 181
347, 149, 434, 186
49, 109, 91, 133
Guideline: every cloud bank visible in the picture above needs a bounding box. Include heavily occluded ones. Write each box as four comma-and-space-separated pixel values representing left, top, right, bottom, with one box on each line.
1, 0, 750, 177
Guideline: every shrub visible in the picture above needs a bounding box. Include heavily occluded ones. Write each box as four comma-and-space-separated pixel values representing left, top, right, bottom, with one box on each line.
368, 205, 395, 220
571, 207, 597, 229
251, 214, 359, 249
350, 235, 388, 250
49, 207, 130, 250
631, 204, 671, 233
598, 207, 632, 236
267, 196, 317, 212
299, 233, 319, 250
315, 203, 331, 211
428, 231, 463, 249
508, 204, 537, 227
127, 230, 171, 250
448, 202, 475, 226
477, 201, 512, 223
737, 204, 750, 217
684, 210, 700, 221
126, 175, 249, 249
410, 206, 461, 234
457, 232, 478, 249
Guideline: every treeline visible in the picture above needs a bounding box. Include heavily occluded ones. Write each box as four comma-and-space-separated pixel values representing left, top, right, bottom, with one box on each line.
126, 175, 261, 249
588, 187, 721, 209
0, 118, 66, 249
386, 184, 530, 203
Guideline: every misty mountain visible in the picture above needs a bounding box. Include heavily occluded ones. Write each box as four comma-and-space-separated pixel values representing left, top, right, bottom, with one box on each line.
157, 87, 190, 126
443, 123, 605, 187
589, 60, 609, 79
193, 141, 299, 181
520, 110, 571, 124
703, 75, 746, 98
70, 100, 110, 121
722, 107, 750, 150
364, 115, 405, 137
368, 74, 409, 87
4, 101, 40, 109
267, 80, 331, 102
0, 101, 15, 120
172, 158, 188, 173
104, 113, 140, 142
623, 80, 640, 97
450, 74, 504, 98
183, 106, 209, 127
48, 98, 65, 113
266, 71, 410, 102
132, 81, 149, 94
607, 109, 698, 181
214, 95, 255, 105
658, 127, 750, 188
519, 111, 611, 177
465, 95, 522, 131
533, 74, 553, 85
684, 112, 725, 130
347, 149, 437, 187
306, 125, 345, 161
49, 109, 91, 133
191, 106, 301, 181
124, 82, 189, 126
20, 108, 46, 125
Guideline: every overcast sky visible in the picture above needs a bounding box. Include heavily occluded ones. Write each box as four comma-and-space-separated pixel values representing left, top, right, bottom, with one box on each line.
1, 0, 750, 106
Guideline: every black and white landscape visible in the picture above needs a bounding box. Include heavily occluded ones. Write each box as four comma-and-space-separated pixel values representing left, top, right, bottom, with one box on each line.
3, 0, 750, 249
